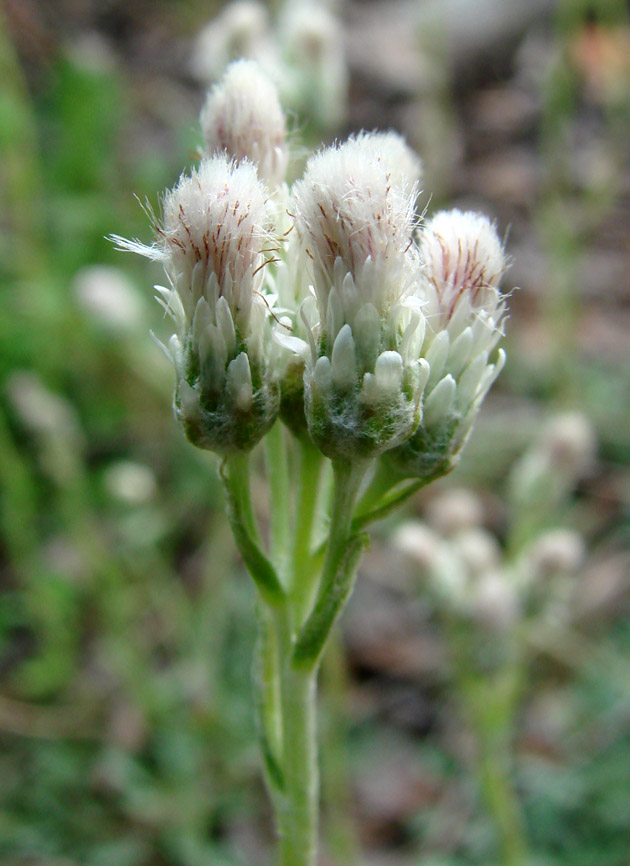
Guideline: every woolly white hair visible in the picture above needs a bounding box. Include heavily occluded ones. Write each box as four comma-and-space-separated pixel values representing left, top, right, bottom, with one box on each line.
201, 59, 288, 187
291, 132, 421, 316
420, 209, 506, 329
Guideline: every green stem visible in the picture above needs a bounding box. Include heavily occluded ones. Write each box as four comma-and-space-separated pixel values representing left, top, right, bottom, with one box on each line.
476, 725, 527, 866
320, 460, 367, 587
320, 633, 360, 866
275, 458, 368, 864
352, 459, 452, 533
254, 604, 285, 796
290, 441, 324, 628
352, 478, 426, 532
353, 460, 399, 518
265, 420, 291, 572
228, 452, 262, 542
221, 454, 285, 606
293, 460, 369, 669
278, 635, 319, 866
448, 620, 527, 866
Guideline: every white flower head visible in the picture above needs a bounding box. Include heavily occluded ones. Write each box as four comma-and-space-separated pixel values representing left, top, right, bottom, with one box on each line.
421, 209, 506, 332
104, 461, 157, 505
471, 570, 519, 632
509, 412, 596, 512
425, 487, 484, 536
280, 0, 341, 67
158, 156, 271, 333
539, 412, 596, 477
451, 528, 501, 577
113, 155, 280, 454
353, 130, 423, 191
286, 132, 429, 459
201, 59, 289, 187
291, 132, 420, 319
394, 521, 444, 572
516, 528, 584, 626
384, 210, 508, 482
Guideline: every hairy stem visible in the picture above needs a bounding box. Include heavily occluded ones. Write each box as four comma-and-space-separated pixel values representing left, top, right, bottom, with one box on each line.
265, 420, 291, 576
290, 441, 324, 628
476, 726, 527, 866
293, 460, 369, 669
222, 454, 285, 606
278, 636, 319, 866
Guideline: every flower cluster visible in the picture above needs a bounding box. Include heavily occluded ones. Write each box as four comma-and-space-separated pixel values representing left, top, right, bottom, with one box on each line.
396, 496, 584, 636
116, 60, 508, 472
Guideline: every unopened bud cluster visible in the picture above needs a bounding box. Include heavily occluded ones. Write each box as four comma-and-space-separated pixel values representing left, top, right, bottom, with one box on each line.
395, 488, 585, 635
116, 60, 508, 469
509, 411, 596, 512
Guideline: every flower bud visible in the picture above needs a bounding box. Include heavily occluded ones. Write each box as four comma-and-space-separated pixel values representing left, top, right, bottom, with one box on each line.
452, 528, 501, 577
509, 412, 596, 511
393, 521, 444, 572
73, 265, 145, 332
386, 210, 507, 480
278, 0, 347, 130
471, 570, 519, 632
191, 1, 271, 84
286, 132, 429, 459
524, 529, 585, 580
201, 59, 289, 187
425, 488, 484, 536
113, 156, 280, 454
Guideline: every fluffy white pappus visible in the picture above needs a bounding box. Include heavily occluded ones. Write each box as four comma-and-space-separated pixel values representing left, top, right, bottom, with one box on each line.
201, 60, 289, 186
353, 130, 423, 191
291, 133, 420, 316
159, 156, 272, 330
420, 209, 506, 330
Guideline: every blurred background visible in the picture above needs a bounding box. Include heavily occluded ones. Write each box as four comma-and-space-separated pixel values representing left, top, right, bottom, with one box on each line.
1, 0, 630, 864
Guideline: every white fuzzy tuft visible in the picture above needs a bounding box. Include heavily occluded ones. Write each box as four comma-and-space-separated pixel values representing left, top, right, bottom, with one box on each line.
160, 156, 271, 329
291, 132, 420, 316
351, 130, 423, 191
420, 209, 506, 329
201, 60, 288, 186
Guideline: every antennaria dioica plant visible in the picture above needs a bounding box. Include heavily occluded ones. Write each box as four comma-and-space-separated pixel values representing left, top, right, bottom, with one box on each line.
113, 59, 510, 866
